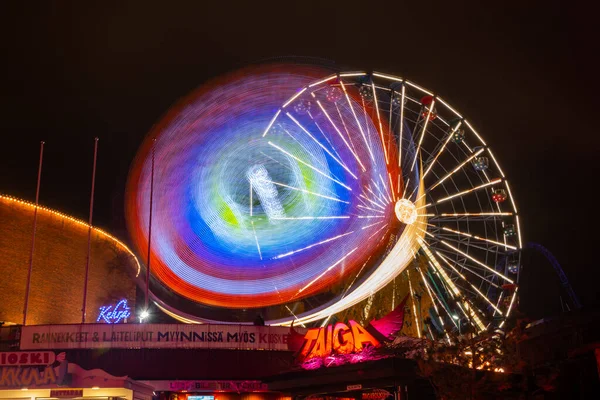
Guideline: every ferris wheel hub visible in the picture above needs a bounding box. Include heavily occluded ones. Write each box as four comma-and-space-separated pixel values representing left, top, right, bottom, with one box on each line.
395, 198, 418, 225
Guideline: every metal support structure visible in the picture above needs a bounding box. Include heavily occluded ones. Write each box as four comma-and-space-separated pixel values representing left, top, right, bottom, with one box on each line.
526, 242, 582, 310
23, 141, 44, 325
82, 138, 99, 323
145, 138, 156, 313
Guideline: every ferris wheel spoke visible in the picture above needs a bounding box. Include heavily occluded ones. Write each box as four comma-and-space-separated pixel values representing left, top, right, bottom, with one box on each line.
419, 240, 487, 332
438, 225, 516, 250
268, 141, 352, 191
435, 252, 503, 314
371, 82, 389, 164
339, 79, 376, 163
410, 100, 435, 173
273, 230, 356, 259
427, 178, 502, 206
424, 147, 485, 196
435, 251, 501, 289
359, 193, 387, 211
315, 99, 367, 172
440, 240, 514, 283
422, 121, 458, 180
417, 225, 506, 255
357, 203, 385, 214
285, 112, 357, 180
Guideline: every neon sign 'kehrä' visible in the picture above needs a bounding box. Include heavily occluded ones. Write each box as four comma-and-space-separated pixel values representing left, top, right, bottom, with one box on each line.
97, 299, 131, 324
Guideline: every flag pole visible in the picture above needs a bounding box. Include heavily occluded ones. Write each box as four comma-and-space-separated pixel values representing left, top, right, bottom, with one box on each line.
145, 138, 156, 314
23, 141, 45, 326
82, 137, 99, 324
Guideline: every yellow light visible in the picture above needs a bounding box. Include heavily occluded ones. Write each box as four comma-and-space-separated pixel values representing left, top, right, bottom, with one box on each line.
92, 387, 100, 390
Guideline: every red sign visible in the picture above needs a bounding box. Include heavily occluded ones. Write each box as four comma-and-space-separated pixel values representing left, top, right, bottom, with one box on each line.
50, 389, 83, 398
0, 351, 55, 366
299, 320, 380, 361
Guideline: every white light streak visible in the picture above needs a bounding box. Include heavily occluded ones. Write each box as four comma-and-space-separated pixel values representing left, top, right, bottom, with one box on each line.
411, 99, 435, 172
407, 269, 422, 338
388, 172, 396, 202
274, 231, 355, 259
357, 204, 385, 214
361, 220, 385, 229
367, 223, 389, 240
438, 212, 512, 217
286, 112, 358, 179
268, 141, 352, 191
282, 87, 308, 108
398, 85, 406, 169
487, 148, 505, 178
436, 179, 502, 204
405, 80, 434, 96
262, 109, 281, 137
505, 287, 518, 318
316, 100, 367, 172
440, 240, 514, 283
423, 121, 461, 179
360, 193, 386, 210
437, 253, 503, 315
371, 82, 389, 164
372, 72, 403, 82
271, 216, 349, 220
261, 179, 349, 204
505, 181, 518, 214
379, 174, 393, 203
429, 147, 485, 191
441, 226, 517, 250
339, 80, 376, 163
436, 96, 463, 119
339, 72, 367, 77
516, 215, 523, 249
308, 74, 337, 87
250, 221, 262, 260
464, 120, 487, 146
297, 248, 358, 295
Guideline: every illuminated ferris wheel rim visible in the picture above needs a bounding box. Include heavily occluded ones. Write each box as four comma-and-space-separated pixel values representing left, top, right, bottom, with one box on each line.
150, 68, 523, 335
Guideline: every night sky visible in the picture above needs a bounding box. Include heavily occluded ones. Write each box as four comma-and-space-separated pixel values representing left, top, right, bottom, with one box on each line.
1, 1, 598, 318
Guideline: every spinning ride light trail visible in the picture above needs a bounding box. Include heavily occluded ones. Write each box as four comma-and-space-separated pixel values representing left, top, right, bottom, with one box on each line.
126, 65, 523, 335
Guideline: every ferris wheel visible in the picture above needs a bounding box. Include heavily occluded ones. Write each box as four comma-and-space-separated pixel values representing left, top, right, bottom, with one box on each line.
259, 71, 522, 335
126, 65, 522, 338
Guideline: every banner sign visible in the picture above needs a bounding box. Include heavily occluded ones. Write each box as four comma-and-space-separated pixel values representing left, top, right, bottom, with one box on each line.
149, 380, 268, 392
20, 324, 305, 351
0, 366, 57, 388
50, 389, 84, 398
0, 351, 55, 366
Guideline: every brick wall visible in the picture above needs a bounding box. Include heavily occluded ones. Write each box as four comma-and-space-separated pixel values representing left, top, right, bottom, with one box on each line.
0, 197, 137, 325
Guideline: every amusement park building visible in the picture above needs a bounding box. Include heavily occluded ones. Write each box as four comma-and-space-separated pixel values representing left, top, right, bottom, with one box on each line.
0, 195, 138, 326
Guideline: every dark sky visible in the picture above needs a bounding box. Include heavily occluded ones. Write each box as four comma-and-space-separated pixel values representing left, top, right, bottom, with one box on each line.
1, 1, 598, 318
